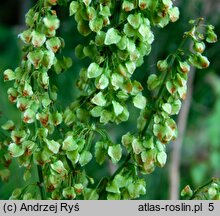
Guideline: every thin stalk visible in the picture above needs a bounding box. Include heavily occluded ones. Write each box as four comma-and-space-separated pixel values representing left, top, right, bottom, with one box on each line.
189, 178, 216, 200
110, 154, 131, 181
97, 154, 131, 199
35, 121, 46, 199
96, 177, 108, 200
37, 165, 46, 200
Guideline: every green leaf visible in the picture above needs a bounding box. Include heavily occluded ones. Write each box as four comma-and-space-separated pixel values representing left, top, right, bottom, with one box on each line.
23, 109, 35, 124
166, 81, 177, 95
178, 85, 187, 100
127, 13, 141, 29
132, 138, 144, 154
138, 24, 154, 44
126, 38, 136, 52
63, 108, 76, 126
51, 160, 67, 176
100, 110, 112, 124
69, 1, 79, 16
168, 7, 179, 22
123, 23, 136, 37
189, 53, 210, 69
122, 1, 134, 12
142, 137, 154, 149
170, 99, 181, 115
100, 5, 111, 17
42, 50, 55, 69
116, 91, 129, 101
49, 111, 62, 126
118, 107, 129, 122
138, 0, 151, 9
112, 101, 124, 116
95, 141, 107, 165
8, 143, 25, 157
178, 61, 190, 74
157, 59, 168, 72
76, 138, 86, 152
40, 73, 50, 89
134, 179, 146, 196
95, 31, 106, 46
104, 28, 121, 45
86, 6, 97, 20
66, 150, 80, 165
122, 132, 134, 148
3, 69, 16, 81
10, 188, 22, 199
193, 41, 205, 53
131, 80, 143, 95
206, 30, 217, 43
141, 148, 156, 165
27, 50, 44, 68
128, 182, 145, 199
22, 140, 35, 152
111, 73, 124, 90
79, 151, 92, 166
107, 193, 121, 200
1, 120, 15, 131
181, 185, 193, 197
125, 61, 136, 74
116, 35, 127, 50
113, 174, 127, 188
156, 151, 167, 167
91, 92, 106, 106
62, 187, 76, 199
133, 93, 146, 109
147, 74, 161, 90
18, 29, 32, 44
162, 103, 172, 114
75, 44, 85, 59
90, 106, 103, 117
62, 135, 78, 151
43, 16, 60, 30
46, 37, 61, 53
89, 18, 103, 33
106, 181, 120, 194
87, 62, 102, 78
153, 123, 173, 143
11, 130, 27, 144
31, 30, 46, 47
74, 184, 84, 195
84, 189, 99, 200
95, 74, 109, 89
156, 140, 165, 152
108, 144, 122, 163
46, 139, 60, 154
77, 20, 91, 36
162, 0, 173, 7
83, 0, 91, 6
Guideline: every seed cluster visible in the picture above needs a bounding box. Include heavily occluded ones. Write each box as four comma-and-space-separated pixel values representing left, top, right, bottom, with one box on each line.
70, 0, 180, 125
1, 0, 218, 200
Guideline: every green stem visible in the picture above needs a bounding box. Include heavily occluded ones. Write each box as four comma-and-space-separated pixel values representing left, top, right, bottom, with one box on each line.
97, 154, 131, 199
189, 178, 216, 200
96, 177, 108, 200
86, 130, 95, 151
110, 154, 131, 181
37, 165, 46, 200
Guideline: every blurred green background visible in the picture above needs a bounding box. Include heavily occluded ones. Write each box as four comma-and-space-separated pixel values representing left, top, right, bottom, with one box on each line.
0, 0, 219, 199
